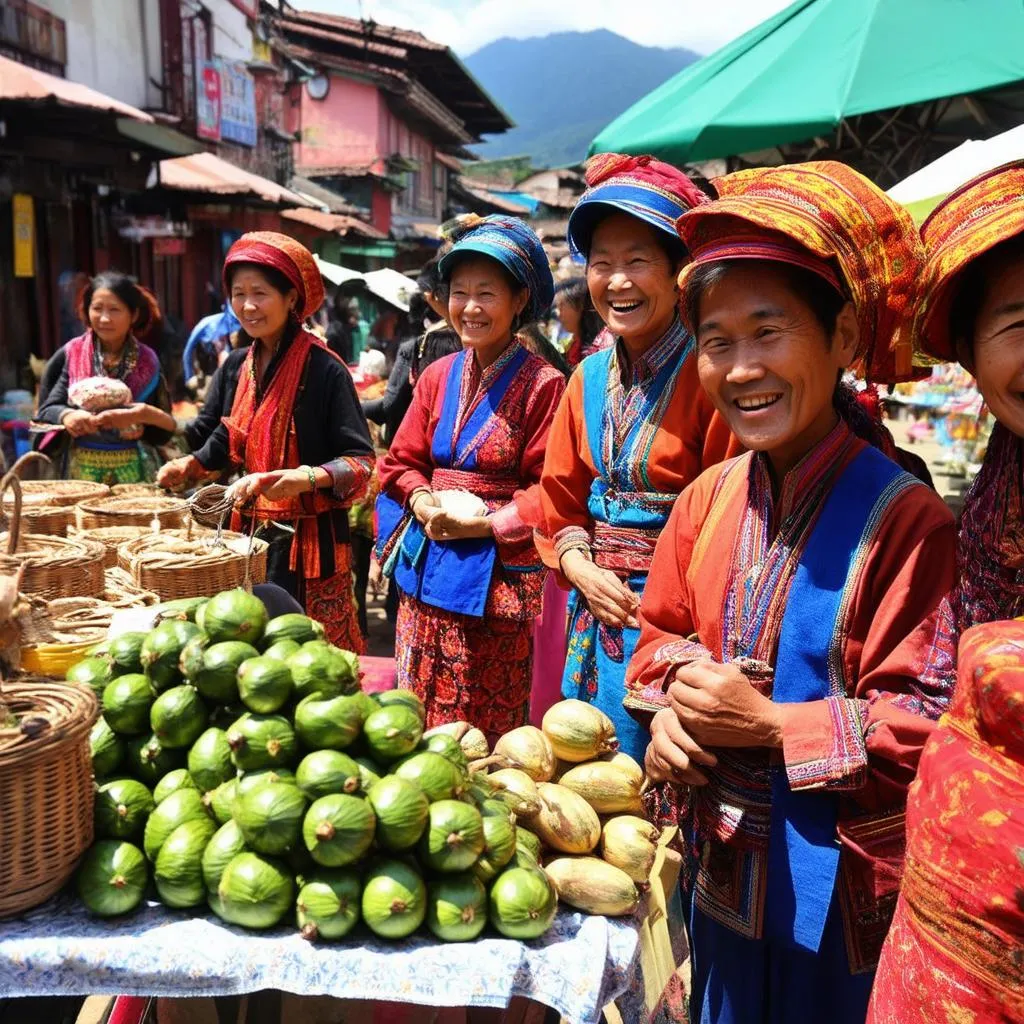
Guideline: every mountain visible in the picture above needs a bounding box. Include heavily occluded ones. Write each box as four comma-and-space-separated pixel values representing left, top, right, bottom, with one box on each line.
463, 30, 700, 168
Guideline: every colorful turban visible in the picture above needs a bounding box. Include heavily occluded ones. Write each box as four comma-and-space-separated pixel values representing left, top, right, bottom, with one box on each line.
919, 160, 1024, 363
567, 152, 708, 259
438, 214, 554, 321
223, 231, 325, 321
677, 161, 924, 383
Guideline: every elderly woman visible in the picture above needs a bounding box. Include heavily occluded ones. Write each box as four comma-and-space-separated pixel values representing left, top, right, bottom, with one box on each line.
624, 163, 957, 1023
538, 153, 739, 762
37, 271, 175, 483
157, 232, 373, 652
868, 162, 1024, 1024
376, 215, 565, 741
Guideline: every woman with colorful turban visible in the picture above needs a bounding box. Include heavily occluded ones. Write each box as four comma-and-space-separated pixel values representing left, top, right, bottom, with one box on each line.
868, 162, 1024, 1024
157, 232, 374, 652
37, 271, 175, 484
624, 162, 957, 1023
537, 153, 739, 763
376, 216, 565, 741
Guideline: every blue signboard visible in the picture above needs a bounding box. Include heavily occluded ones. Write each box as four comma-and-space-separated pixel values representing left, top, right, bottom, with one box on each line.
218, 59, 257, 147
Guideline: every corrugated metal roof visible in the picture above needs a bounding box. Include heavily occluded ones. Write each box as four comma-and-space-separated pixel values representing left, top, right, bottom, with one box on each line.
158, 152, 316, 207
281, 207, 387, 240
0, 53, 154, 122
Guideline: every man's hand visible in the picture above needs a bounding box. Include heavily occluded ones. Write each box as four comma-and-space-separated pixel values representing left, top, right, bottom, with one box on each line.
668, 661, 784, 749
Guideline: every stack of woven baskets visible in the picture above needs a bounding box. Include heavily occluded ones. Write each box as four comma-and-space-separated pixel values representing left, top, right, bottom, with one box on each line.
0, 675, 98, 916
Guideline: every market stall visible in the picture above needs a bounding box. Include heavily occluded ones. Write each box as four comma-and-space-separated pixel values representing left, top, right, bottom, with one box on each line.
0, 562, 670, 1023
0, 898, 644, 1024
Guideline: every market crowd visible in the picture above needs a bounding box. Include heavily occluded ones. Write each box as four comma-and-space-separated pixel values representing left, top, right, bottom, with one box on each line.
32, 153, 1023, 1024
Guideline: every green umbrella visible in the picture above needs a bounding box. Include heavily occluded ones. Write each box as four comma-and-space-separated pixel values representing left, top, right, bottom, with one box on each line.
591, 0, 1024, 165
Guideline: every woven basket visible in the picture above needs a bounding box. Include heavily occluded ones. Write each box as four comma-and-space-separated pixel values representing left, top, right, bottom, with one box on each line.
0, 677, 98, 917
75, 526, 152, 568
17, 504, 76, 537
0, 477, 106, 600
110, 483, 163, 498
121, 529, 268, 599
75, 495, 189, 532
1, 479, 109, 508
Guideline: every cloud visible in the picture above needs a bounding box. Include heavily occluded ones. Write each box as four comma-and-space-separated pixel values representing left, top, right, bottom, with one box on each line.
290, 0, 793, 55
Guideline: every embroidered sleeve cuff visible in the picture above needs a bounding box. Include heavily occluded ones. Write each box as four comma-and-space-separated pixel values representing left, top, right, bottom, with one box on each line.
322, 455, 374, 503
553, 525, 593, 561
489, 501, 532, 546
623, 639, 715, 714
781, 697, 869, 792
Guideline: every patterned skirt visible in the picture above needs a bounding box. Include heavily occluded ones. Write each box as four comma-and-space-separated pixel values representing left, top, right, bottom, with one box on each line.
68, 440, 144, 484
303, 543, 366, 656
395, 594, 533, 744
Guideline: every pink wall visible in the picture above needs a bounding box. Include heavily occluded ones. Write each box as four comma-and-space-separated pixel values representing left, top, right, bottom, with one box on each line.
291, 75, 384, 171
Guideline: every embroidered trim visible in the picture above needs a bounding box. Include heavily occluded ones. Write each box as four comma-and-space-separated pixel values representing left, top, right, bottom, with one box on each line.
553, 525, 593, 560
786, 697, 869, 791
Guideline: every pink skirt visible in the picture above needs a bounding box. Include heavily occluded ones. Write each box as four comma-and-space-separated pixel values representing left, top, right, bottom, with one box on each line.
529, 572, 569, 726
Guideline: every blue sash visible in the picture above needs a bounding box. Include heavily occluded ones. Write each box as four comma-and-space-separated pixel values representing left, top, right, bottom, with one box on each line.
375, 348, 528, 617
579, 345, 683, 532
765, 444, 913, 953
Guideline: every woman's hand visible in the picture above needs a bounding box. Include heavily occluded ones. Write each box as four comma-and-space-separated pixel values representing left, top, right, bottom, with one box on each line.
156, 455, 200, 491
95, 403, 176, 433
667, 661, 785, 750
423, 510, 492, 542
409, 491, 440, 527
644, 708, 717, 786
560, 549, 639, 628
226, 470, 292, 506
94, 403, 146, 431
61, 409, 100, 438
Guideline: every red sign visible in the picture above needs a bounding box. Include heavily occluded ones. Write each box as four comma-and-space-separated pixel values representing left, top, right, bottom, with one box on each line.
228, 0, 258, 17
197, 63, 221, 141
153, 237, 187, 257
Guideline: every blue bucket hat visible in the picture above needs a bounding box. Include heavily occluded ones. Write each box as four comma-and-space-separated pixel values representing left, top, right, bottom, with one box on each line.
438, 215, 555, 320
567, 153, 709, 260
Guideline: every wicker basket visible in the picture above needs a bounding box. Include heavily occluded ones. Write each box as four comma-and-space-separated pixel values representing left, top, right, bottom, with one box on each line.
1, 479, 110, 508
110, 483, 163, 498
74, 526, 152, 568
121, 530, 268, 599
0, 677, 98, 917
75, 495, 189, 532
17, 503, 76, 537
0, 477, 107, 601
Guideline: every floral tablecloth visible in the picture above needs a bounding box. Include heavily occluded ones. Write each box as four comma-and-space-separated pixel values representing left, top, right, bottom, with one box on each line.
0, 895, 644, 1024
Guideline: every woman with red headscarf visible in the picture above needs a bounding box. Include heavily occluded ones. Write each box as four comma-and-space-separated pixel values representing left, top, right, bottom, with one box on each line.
158, 232, 374, 652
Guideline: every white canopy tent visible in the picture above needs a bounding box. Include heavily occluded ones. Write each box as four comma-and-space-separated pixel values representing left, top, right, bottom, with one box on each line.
313, 253, 364, 287
888, 123, 1024, 223
313, 257, 418, 313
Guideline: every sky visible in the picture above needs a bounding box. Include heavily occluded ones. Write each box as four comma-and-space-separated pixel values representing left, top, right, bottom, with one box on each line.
287, 0, 795, 56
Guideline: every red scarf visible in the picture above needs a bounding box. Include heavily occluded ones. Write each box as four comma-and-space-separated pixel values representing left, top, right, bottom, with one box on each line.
223, 330, 339, 578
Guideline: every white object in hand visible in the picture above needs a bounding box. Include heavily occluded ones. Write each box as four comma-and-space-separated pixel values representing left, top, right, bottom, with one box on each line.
433, 489, 487, 518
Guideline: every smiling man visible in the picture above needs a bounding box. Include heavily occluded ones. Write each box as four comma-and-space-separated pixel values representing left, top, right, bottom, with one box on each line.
537, 153, 739, 762
623, 163, 958, 1023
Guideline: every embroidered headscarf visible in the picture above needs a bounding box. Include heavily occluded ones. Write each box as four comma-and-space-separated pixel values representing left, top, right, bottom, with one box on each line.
567, 152, 708, 259
919, 160, 1024, 364
677, 161, 924, 383
437, 214, 554, 321
223, 231, 325, 321
918, 162, 1024, 632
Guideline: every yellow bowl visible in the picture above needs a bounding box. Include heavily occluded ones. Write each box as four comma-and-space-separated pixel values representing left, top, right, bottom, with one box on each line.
20, 640, 98, 678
